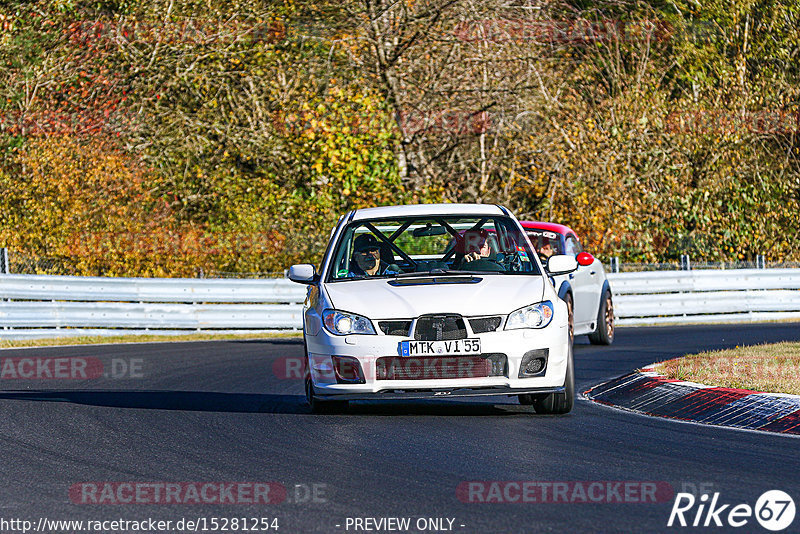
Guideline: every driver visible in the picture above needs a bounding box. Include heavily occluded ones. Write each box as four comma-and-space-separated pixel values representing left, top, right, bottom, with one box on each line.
348, 234, 400, 277
461, 229, 492, 263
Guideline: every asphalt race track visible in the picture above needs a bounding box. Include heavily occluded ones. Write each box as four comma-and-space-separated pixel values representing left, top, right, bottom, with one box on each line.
1, 323, 799, 533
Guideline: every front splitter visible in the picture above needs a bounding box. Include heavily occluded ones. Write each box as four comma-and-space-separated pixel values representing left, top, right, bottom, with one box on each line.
317, 385, 565, 401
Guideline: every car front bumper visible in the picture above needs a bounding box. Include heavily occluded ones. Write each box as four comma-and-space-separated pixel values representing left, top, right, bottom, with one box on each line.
305, 321, 570, 399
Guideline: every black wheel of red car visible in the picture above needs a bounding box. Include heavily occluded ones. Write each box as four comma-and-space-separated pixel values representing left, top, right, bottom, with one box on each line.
520, 346, 574, 414
588, 289, 614, 346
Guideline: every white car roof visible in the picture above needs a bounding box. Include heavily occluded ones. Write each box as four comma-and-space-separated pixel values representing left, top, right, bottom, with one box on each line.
350, 203, 507, 221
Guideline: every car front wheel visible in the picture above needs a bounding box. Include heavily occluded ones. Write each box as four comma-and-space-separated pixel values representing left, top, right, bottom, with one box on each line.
519, 347, 574, 414
588, 289, 614, 345
304, 341, 349, 414
565, 292, 574, 346
305, 376, 349, 414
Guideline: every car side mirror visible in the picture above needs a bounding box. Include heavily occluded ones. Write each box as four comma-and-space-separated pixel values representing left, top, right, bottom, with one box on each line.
288, 264, 318, 284
546, 255, 578, 276
576, 252, 595, 266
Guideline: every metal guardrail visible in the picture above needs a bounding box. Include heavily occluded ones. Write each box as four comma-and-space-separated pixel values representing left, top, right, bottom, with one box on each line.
0, 270, 799, 339
0, 302, 301, 329
0, 274, 307, 303
608, 269, 800, 326
604, 256, 800, 272
0, 274, 307, 339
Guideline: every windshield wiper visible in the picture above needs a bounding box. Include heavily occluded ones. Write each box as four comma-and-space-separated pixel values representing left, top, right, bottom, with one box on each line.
334, 274, 368, 281
392, 269, 475, 278
390, 268, 495, 278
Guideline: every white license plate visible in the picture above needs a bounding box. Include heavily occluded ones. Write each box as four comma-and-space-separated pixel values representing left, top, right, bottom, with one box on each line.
399, 339, 481, 357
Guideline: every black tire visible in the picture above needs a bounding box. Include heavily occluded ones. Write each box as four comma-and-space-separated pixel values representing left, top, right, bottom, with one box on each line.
521, 346, 574, 414
564, 292, 574, 347
303, 337, 348, 414
588, 289, 614, 345
305, 377, 349, 414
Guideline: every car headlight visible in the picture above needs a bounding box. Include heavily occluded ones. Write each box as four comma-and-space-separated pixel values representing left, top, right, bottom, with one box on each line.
505, 301, 554, 330
322, 309, 376, 335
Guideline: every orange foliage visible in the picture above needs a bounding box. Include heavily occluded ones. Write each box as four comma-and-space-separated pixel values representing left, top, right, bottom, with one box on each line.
0, 136, 213, 276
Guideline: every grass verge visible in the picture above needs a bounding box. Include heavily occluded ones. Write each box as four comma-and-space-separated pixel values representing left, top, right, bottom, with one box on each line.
653, 341, 800, 395
0, 331, 303, 349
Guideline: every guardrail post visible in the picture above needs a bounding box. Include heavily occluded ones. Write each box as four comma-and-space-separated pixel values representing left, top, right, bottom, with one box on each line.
610, 257, 619, 273
756, 255, 765, 269
680, 254, 691, 271
1, 247, 8, 318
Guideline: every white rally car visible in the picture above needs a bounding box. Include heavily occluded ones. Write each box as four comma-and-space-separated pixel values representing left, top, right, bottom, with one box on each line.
288, 204, 578, 414
521, 221, 614, 345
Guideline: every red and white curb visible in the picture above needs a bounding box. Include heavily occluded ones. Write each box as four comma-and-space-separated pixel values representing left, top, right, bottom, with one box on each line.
584, 366, 800, 435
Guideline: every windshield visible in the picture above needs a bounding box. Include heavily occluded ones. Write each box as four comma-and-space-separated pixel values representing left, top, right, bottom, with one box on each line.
327, 215, 541, 281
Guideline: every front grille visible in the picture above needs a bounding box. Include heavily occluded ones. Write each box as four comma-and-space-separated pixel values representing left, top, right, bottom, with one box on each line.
469, 316, 502, 333
414, 315, 467, 341
378, 320, 412, 336
376, 354, 507, 380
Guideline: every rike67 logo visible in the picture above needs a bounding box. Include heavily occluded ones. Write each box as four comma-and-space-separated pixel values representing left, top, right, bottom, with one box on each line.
668, 490, 795, 531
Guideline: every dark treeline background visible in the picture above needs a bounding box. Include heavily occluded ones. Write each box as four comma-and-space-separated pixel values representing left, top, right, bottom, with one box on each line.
1, 0, 798, 275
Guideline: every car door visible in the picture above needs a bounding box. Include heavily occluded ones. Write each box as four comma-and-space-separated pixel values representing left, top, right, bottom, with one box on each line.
565, 233, 599, 330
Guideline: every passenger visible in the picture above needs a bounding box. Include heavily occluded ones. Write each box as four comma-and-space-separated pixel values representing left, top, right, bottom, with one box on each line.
538, 242, 555, 264
349, 234, 400, 276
